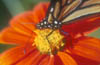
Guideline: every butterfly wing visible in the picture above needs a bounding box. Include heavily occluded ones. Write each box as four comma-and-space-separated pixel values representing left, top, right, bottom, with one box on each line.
46, 0, 61, 23
62, 4, 100, 24
81, 0, 100, 7
58, 0, 82, 20
46, 0, 82, 23
61, 0, 100, 24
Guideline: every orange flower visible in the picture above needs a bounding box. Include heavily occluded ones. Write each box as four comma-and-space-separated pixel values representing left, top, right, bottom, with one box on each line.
0, 2, 100, 65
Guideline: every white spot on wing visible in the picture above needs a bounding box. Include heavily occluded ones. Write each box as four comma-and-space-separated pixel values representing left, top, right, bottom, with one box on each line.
41, 23, 43, 25
50, 8, 54, 12
44, 21, 47, 24
54, 21, 58, 24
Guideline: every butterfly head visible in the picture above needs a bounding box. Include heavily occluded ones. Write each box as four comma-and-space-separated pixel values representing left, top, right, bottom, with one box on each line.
36, 18, 62, 29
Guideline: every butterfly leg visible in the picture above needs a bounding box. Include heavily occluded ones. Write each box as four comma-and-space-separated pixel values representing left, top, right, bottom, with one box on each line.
60, 30, 69, 36
46, 30, 54, 44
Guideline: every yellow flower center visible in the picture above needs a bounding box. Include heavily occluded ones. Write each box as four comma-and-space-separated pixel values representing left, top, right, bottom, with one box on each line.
34, 29, 65, 54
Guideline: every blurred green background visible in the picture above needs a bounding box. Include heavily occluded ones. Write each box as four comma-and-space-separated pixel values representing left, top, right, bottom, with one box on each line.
0, 0, 100, 53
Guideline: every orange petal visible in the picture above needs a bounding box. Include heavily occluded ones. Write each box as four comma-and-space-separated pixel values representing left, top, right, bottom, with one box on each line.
54, 55, 64, 65
32, 2, 49, 23
61, 14, 100, 36
27, 54, 48, 65
38, 55, 54, 65
0, 46, 34, 65
10, 2, 49, 36
38, 56, 50, 65
58, 52, 77, 65
71, 54, 100, 65
0, 44, 39, 65
47, 55, 54, 65
72, 37, 100, 62
0, 27, 35, 45
10, 11, 36, 36
16, 54, 54, 65
15, 51, 41, 65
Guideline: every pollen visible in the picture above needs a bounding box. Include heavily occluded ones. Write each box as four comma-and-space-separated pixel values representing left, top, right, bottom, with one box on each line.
34, 29, 65, 54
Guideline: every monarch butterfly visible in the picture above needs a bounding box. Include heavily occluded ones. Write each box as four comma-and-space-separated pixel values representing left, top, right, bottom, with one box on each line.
37, 0, 100, 29
34, 0, 100, 54
36, 0, 100, 35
